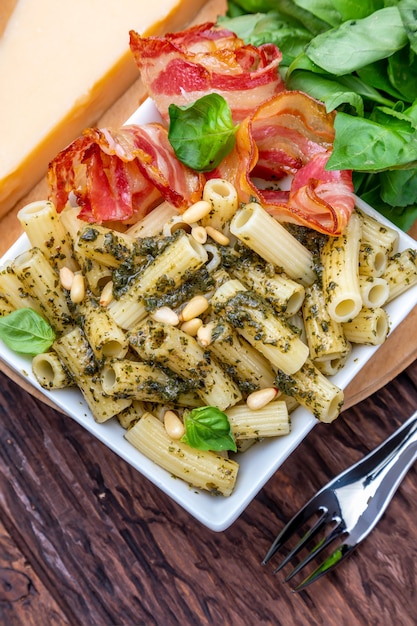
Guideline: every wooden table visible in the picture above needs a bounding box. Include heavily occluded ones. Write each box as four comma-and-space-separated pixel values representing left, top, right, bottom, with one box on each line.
1, 1, 417, 623
1, 353, 417, 625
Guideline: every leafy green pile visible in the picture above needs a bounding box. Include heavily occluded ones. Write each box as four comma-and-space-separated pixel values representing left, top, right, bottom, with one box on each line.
220, 0, 417, 230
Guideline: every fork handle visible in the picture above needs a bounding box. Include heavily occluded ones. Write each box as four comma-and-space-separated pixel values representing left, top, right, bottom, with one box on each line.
345, 411, 417, 540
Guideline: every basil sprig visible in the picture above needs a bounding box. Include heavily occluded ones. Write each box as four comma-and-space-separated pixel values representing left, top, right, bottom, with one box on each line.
168, 93, 238, 172
0, 308, 55, 355
181, 406, 237, 452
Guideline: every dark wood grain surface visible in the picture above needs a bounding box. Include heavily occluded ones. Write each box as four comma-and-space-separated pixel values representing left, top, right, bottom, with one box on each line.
1, 359, 417, 626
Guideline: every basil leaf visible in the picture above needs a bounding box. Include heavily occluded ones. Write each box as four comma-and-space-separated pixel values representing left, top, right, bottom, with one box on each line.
181, 406, 237, 453
0, 308, 55, 355
168, 94, 238, 172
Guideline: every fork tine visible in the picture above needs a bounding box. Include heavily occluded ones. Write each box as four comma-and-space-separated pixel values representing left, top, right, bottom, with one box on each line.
292, 541, 354, 592
284, 520, 344, 582
262, 501, 326, 566
273, 509, 330, 573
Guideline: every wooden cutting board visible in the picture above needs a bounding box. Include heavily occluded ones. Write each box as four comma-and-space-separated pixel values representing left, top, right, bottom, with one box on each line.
1, 0, 416, 412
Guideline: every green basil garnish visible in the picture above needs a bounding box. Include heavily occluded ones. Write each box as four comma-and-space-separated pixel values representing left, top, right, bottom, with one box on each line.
181, 405, 237, 452
168, 93, 238, 172
0, 308, 55, 355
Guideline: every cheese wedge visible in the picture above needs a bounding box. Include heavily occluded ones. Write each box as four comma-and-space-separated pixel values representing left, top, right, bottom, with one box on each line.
0, 0, 210, 217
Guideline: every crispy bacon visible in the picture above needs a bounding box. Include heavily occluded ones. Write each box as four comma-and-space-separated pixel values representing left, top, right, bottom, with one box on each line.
129, 22, 284, 122
210, 91, 355, 235
48, 124, 204, 223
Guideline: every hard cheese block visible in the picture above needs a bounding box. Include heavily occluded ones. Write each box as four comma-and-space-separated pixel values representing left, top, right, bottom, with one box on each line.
0, 0, 208, 217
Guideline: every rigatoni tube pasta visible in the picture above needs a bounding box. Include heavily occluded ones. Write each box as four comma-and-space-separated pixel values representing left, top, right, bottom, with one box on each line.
107, 231, 208, 330
17, 200, 78, 271
225, 401, 290, 440
211, 279, 309, 376
302, 282, 351, 366
32, 351, 74, 389
342, 307, 389, 346
321, 211, 362, 323
53, 326, 131, 422
275, 359, 344, 423
101, 359, 181, 403
128, 319, 242, 411
125, 412, 239, 497
230, 202, 316, 286
12, 247, 73, 333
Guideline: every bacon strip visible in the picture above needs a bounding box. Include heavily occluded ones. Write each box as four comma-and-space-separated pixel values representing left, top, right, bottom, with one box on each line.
210, 91, 355, 235
48, 124, 204, 223
129, 22, 284, 122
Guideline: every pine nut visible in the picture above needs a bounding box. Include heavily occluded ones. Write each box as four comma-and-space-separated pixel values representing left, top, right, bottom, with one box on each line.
70, 273, 85, 303
182, 200, 212, 224
181, 317, 203, 336
191, 225, 208, 244
59, 266, 75, 290
151, 306, 180, 326
205, 226, 230, 246
197, 321, 215, 347
246, 387, 278, 411
180, 295, 209, 322
164, 410, 185, 439
99, 280, 114, 306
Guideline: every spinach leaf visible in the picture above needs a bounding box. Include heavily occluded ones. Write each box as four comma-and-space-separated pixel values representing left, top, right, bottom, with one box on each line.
399, 0, 417, 54
181, 406, 237, 452
168, 94, 238, 172
287, 70, 365, 115
292, 0, 343, 26
305, 7, 409, 75
218, 12, 312, 66
0, 308, 55, 355
380, 168, 417, 208
356, 60, 408, 100
327, 111, 417, 171
387, 47, 417, 102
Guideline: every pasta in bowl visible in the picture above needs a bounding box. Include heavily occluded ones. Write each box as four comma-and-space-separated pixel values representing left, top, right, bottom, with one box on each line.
1, 99, 417, 531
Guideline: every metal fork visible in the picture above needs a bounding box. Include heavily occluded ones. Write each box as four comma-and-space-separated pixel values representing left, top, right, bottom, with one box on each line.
262, 410, 417, 591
